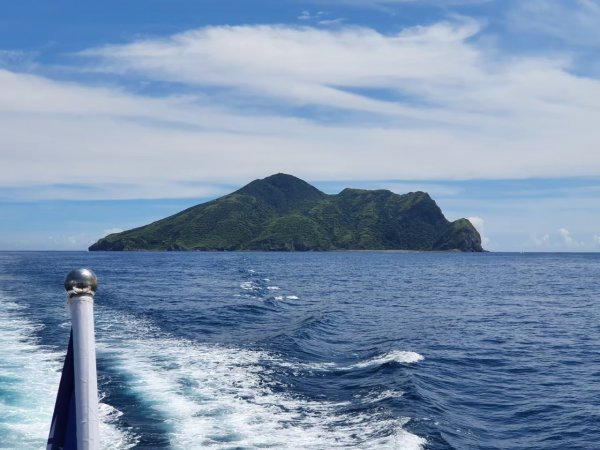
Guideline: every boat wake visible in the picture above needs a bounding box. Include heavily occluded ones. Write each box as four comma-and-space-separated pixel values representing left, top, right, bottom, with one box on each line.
94, 307, 426, 449
0, 294, 137, 450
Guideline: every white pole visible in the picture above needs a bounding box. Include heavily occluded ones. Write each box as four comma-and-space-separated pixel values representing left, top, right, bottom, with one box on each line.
64, 268, 100, 450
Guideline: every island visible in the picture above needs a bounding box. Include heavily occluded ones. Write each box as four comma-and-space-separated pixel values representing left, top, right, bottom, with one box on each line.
89, 173, 483, 252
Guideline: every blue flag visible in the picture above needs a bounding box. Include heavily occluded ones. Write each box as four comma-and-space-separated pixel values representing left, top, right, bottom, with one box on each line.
47, 330, 78, 450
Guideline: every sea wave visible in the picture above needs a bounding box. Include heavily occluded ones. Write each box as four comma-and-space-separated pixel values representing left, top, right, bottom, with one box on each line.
272, 350, 424, 373
350, 351, 425, 369
94, 308, 426, 449
0, 295, 137, 450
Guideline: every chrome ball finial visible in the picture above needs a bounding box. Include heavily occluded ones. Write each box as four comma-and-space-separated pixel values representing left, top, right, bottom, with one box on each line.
64, 268, 98, 298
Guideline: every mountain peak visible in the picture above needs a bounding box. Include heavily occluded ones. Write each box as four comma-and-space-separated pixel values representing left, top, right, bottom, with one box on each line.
263, 172, 303, 183
251, 173, 319, 192
236, 173, 326, 212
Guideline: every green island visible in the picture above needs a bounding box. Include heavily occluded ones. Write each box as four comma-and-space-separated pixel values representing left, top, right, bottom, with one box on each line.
89, 173, 483, 252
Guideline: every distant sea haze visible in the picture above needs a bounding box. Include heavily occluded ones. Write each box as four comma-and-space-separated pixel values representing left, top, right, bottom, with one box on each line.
1, 251, 598, 449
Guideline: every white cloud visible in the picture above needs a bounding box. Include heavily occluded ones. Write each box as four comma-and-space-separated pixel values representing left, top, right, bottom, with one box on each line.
297, 10, 345, 26
593, 234, 600, 245
1, 21, 600, 199
80, 22, 600, 141
430, 188, 600, 252
467, 216, 490, 247
80, 21, 486, 118
509, 0, 600, 47
532, 228, 583, 249
558, 227, 575, 246
298, 10, 325, 20
0, 180, 231, 201
318, 18, 347, 26
532, 233, 551, 247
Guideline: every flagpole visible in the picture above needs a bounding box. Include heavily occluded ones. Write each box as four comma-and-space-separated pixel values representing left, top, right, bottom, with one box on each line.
64, 268, 100, 450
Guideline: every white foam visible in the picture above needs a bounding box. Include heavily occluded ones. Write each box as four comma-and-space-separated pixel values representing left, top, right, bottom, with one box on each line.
0, 295, 137, 450
285, 295, 299, 300
93, 309, 426, 450
98, 402, 140, 449
276, 350, 424, 372
239, 281, 257, 291
360, 389, 405, 404
267, 286, 280, 290
350, 351, 424, 369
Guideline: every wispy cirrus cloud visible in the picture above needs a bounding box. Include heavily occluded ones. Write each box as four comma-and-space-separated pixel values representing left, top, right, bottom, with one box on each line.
80, 22, 600, 165
78, 20, 600, 128
298, 10, 323, 21
298, 10, 346, 26
80, 21, 484, 114
508, 0, 600, 47
1, 19, 600, 200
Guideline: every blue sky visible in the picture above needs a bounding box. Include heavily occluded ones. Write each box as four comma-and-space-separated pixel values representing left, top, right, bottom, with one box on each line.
1, 0, 599, 251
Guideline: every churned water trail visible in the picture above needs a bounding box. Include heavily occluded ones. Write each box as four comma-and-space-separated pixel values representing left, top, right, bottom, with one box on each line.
1, 251, 599, 449
0, 295, 61, 448
0, 292, 137, 449
93, 307, 425, 449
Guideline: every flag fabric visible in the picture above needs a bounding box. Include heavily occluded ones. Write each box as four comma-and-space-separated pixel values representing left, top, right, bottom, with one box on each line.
47, 330, 77, 450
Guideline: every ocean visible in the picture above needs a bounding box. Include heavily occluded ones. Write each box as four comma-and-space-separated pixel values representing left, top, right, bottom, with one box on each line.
0, 251, 598, 449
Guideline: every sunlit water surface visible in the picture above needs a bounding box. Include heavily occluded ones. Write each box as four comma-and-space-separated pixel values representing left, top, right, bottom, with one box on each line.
0, 251, 598, 449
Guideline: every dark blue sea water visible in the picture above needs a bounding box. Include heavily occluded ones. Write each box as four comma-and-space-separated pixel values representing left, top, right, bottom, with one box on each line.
1, 252, 599, 449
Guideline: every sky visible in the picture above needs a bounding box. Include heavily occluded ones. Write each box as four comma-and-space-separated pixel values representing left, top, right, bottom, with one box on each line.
0, 0, 599, 251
